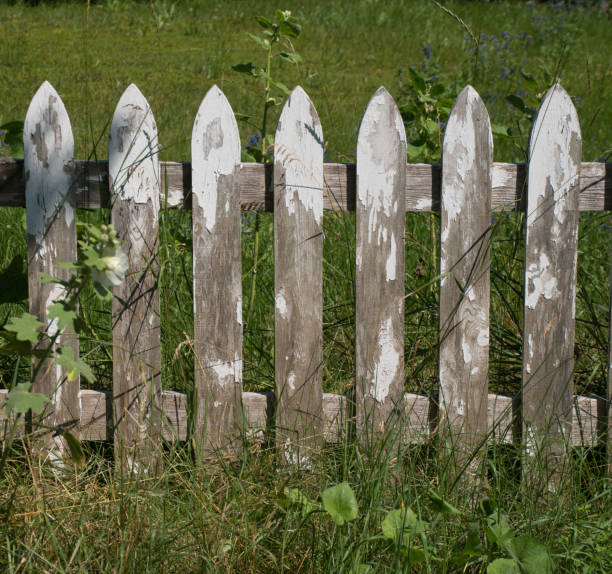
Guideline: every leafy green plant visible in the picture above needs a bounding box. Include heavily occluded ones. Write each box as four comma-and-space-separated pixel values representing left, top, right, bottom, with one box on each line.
1, 222, 128, 466
232, 9, 302, 163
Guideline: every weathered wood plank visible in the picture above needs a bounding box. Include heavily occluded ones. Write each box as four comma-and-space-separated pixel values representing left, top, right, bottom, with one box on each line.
1, 159, 609, 211
109, 84, 162, 474
522, 84, 581, 477
439, 86, 492, 475
24, 81, 80, 464
274, 86, 324, 466
191, 86, 243, 457
5, 389, 600, 447
355, 87, 406, 442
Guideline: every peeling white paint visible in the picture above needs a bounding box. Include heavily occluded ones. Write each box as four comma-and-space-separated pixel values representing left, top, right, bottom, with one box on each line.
466, 285, 476, 302
236, 296, 243, 326
287, 372, 296, 391
276, 290, 288, 318
525, 251, 561, 309
109, 84, 160, 210
385, 232, 397, 281
213, 401, 222, 408
212, 361, 238, 385
370, 317, 401, 403
191, 86, 240, 232
528, 85, 581, 231
456, 398, 465, 416
442, 87, 479, 223
462, 338, 472, 364
477, 327, 489, 347
24, 81, 75, 248
356, 88, 406, 243
416, 198, 431, 211
275, 87, 324, 225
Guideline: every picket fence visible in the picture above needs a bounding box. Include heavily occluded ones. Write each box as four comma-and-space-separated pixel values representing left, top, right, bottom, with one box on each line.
0, 81, 610, 476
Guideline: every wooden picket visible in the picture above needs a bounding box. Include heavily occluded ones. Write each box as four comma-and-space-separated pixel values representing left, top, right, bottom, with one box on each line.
274, 87, 324, 466
522, 84, 581, 478
0, 80, 610, 481
108, 84, 162, 473
191, 85, 243, 457
23, 81, 80, 463
355, 87, 406, 443
439, 86, 492, 474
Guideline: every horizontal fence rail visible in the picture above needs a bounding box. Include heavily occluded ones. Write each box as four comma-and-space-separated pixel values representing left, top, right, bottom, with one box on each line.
0, 80, 611, 480
1, 159, 610, 212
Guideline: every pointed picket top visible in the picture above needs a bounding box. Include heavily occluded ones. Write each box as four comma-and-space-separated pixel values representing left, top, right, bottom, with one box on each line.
355, 86, 406, 441
24, 81, 75, 247
527, 83, 581, 238
356, 86, 406, 216
275, 85, 324, 225
109, 83, 159, 208
439, 85, 492, 476
191, 85, 240, 232
523, 83, 581, 478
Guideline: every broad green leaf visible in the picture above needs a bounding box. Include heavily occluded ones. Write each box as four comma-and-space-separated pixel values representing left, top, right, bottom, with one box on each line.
486, 512, 513, 549
487, 558, 520, 574
520, 70, 539, 91
248, 33, 269, 48
506, 536, 554, 574
406, 142, 426, 159
408, 68, 427, 93
279, 51, 302, 64
424, 118, 441, 136
407, 546, 426, 564
57, 429, 85, 466
5, 382, 50, 415
452, 523, 484, 567
234, 113, 251, 122
429, 490, 462, 515
429, 83, 446, 97
321, 482, 358, 526
382, 506, 426, 545
492, 124, 511, 137
48, 302, 77, 332
505, 95, 526, 113
232, 63, 257, 75
0, 330, 32, 356
283, 487, 318, 515
279, 20, 301, 38
56, 346, 95, 383
5, 313, 43, 344
255, 15, 273, 29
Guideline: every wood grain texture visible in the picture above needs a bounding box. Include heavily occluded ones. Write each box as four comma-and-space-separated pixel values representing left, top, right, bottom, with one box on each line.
274, 87, 324, 466
355, 88, 406, 442
523, 84, 581, 475
1, 159, 609, 211
24, 81, 80, 464
439, 86, 492, 474
191, 86, 243, 457
109, 84, 162, 474
3, 389, 601, 447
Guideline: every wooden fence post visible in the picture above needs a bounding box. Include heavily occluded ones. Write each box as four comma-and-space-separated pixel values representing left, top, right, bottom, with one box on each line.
274, 86, 324, 466
108, 84, 162, 474
523, 84, 581, 482
439, 86, 492, 478
24, 81, 80, 464
355, 87, 406, 444
191, 85, 243, 458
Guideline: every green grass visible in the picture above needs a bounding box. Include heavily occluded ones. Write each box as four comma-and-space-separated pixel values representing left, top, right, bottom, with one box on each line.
0, 1, 611, 571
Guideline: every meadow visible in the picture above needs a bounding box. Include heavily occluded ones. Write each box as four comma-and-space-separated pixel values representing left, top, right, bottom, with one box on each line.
0, 0, 611, 572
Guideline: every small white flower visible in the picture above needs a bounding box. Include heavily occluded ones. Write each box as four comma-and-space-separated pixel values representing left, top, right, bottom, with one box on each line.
92, 247, 128, 288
